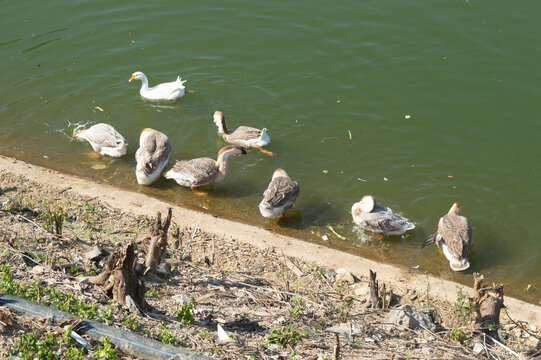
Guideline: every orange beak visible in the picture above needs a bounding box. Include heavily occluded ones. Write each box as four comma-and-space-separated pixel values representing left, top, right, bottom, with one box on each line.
129, 75, 134, 82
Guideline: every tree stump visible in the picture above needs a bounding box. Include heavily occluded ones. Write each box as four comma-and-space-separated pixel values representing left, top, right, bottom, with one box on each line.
473, 273, 504, 331
90, 242, 145, 308
369, 269, 379, 308
144, 208, 172, 273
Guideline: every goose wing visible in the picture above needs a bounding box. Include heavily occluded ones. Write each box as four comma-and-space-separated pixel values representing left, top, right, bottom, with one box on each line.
438, 214, 472, 261
169, 157, 218, 186
136, 134, 172, 175
227, 126, 262, 142
263, 177, 300, 208
357, 205, 413, 235
86, 124, 126, 147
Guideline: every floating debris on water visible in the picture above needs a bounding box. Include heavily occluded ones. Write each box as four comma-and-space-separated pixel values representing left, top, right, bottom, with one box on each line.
326, 225, 346, 240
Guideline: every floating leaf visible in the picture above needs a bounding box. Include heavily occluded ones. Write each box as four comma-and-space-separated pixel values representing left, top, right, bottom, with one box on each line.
348, 130, 352, 140
322, 170, 328, 174
326, 225, 346, 240
526, 284, 532, 292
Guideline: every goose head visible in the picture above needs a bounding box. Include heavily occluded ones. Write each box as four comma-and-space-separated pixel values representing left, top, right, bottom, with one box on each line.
272, 168, 289, 180
448, 202, 461, 215
212, 111, 227, 133
139, 128, 156, 143
129, 71, 145, 82
358, 195, 376, 213
217, 145, 246, 160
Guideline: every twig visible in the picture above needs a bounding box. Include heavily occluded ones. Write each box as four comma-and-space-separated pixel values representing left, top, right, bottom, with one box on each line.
234, 280, 325, 309
484, 332, 520, 358
16, 214, 73, 242
332, 333, 340, 360
504, 308, 541, 341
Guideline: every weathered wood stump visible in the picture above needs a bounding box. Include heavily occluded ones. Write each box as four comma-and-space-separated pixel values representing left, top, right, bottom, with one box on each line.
90, 242, 145, 308
473, 273, 504, 331
144, 208, 172, 274
369, 269, 379, 308
368, 269, 392, 309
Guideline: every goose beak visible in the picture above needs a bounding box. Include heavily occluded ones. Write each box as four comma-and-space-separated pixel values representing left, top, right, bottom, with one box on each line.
129, 75, 135, 82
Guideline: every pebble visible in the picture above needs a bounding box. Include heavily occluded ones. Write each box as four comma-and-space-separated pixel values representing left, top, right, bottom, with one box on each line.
351, 283, 370, 297
335, 268, 355, 285
473, 342, 484, 355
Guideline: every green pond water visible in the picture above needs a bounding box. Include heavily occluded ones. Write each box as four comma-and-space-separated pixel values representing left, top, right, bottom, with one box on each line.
1, 1, 540, 303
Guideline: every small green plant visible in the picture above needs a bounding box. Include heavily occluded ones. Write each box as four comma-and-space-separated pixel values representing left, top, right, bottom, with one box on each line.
197, 330, 211, 338
122, 313, 142, 332
289, 305, 302, 318
68, 266, 81, 276
9, 331, 58, 359
65, 346, 85, 360
9, 328, 85, 360
449, 328, 468, 343
176, 297, 196, 325
335, 297, 353, 322
146, 288, 158, 298
455, 289, 475, 325
91, 337, 119, 360
265, 326, 301, 348
40, 205, 67, 235
158, 323, 179, 345
85, 204, 100, 216
288, 352, 296, 360
49, 288, 99, 319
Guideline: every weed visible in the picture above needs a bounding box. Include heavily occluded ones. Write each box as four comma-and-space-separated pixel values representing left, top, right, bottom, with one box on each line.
65, 346, 85, 360
265, 326, 301, 348
455, 289, 475, 325
9, 328, 86, 360
449, 328, 468, 343
289, 305, 303, 318
122, 313, 142, 332
68, 266, 81, 276
40, 205, 67, 235
197, 330, 211, 338
335, 297, 353, 322
176, 297, 196, 325
85, 204, 100, 216
146, 288, 158, 298
207, 344, 222, 353
288, 352, 296, 360
9, 331, 58, 359
158, 323, 179, 345
91, 337, 119, 360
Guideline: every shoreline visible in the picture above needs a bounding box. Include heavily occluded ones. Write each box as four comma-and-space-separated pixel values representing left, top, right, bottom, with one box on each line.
1, 154, 539, 326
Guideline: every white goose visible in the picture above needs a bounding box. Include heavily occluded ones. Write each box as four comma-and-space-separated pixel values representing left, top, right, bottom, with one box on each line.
259, 169, 300, 219
212, 111, 274, 156
129, 71, 186, 101
422, 202, 473, 271
352, 195, 415, 237
135, 128, 172, 185
74, 123, 127, 157
165, 145, 246, 194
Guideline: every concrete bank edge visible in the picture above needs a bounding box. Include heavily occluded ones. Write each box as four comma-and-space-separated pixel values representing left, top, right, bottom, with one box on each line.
1, 155, 539, 327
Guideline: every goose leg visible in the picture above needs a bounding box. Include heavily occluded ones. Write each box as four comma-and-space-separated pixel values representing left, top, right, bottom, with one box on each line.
255, 145, 276, 157
190, 186, 209, 196
88, 151, 101, 159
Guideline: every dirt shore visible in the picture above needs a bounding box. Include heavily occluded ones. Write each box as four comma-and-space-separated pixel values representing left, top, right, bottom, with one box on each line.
0, 155, 540, 359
